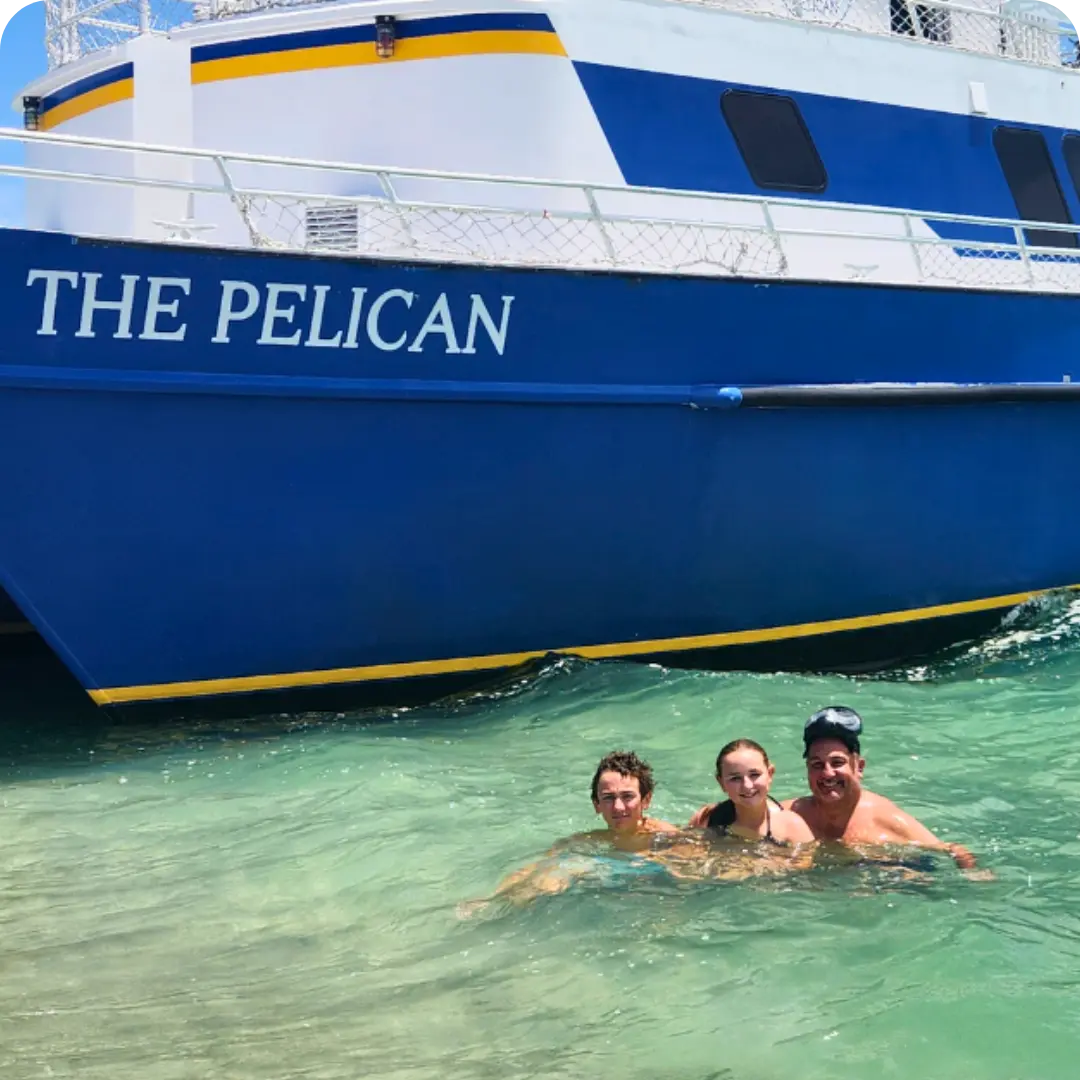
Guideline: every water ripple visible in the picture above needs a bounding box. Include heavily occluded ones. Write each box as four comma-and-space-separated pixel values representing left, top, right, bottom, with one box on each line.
3, 615, 1080, 1078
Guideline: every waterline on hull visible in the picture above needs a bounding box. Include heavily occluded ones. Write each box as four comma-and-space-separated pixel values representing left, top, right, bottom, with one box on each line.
87, 584, 1079, 705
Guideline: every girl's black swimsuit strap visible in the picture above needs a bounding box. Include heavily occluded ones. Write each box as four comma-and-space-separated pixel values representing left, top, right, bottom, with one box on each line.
705, 796, 782, 843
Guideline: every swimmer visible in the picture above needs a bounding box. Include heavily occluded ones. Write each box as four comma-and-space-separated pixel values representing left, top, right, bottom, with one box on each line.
470, 750, 678, 908
698, 738, 815, 847
690, 707, 985, 874
585, 749, 679, 850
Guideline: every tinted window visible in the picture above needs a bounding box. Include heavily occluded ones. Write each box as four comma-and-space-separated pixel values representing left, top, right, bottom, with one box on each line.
889, 0, 951, 39
1061, 133, 1080, 206
993, 127, 1076, 249
721, 91, 827, 193
890, 0, 916, 34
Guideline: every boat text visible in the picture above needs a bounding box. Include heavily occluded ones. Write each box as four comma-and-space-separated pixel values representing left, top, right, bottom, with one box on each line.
25, 271, 515, 356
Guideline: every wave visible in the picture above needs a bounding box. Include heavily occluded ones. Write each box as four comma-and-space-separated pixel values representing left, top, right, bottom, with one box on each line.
878, 589, 1080, 682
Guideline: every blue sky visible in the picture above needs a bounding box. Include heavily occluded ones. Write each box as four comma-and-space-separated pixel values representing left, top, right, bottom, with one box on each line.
0, 2, 46, 227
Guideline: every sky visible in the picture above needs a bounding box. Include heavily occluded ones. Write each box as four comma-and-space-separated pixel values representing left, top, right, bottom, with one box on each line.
0, 1, 45, 227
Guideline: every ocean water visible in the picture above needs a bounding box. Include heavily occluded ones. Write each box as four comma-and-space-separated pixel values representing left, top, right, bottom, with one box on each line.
3, 599, 1080, 1080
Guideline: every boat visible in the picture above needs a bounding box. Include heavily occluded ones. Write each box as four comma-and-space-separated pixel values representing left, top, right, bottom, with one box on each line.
3, 0, 1080, 710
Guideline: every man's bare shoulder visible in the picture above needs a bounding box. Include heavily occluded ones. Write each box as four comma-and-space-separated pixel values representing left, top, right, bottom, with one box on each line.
857, 788, 897, 812
860, 789, 941, 844
782, 795, 817, 815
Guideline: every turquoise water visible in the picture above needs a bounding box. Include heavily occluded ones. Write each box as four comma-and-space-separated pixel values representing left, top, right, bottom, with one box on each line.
3, 601, 1080, 1079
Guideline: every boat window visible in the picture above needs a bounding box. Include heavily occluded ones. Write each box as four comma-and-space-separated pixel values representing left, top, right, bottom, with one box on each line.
993, 126, 1076, 249
721, 91, 827, 194
1061, 134, 1080, 207
890, 0, 952, 42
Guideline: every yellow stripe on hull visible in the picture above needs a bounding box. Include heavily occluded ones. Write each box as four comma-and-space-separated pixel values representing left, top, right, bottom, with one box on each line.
191, 30, 567, 85
38, 30, 564, 128
88, 584, 1072, 705
40, 78, 134, 130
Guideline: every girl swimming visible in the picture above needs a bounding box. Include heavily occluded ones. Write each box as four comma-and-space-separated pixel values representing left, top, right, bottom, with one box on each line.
699, 739, 814, 847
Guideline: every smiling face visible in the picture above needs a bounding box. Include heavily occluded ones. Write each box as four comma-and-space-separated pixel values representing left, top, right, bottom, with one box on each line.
805, 737, 864, 805
718, 746, 775, 809
592, 771, 651, 831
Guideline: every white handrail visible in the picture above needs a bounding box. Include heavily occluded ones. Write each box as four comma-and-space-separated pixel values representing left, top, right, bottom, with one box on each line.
6, 126, 1080, 293
3, 127, 1079, 239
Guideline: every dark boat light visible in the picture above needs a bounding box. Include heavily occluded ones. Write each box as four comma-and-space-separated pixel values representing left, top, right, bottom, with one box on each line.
375, 15, 396, 58
22, 96, 42, 131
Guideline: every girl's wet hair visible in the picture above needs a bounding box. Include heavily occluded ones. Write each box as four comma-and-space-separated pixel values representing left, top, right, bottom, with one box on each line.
715, 738, 770, 778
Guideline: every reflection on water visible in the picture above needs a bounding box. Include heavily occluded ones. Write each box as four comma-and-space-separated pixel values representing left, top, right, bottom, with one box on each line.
2, 606, 1080, 1078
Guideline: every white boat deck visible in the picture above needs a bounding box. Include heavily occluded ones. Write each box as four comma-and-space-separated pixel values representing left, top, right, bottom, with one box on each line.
5, 127, 1080, 294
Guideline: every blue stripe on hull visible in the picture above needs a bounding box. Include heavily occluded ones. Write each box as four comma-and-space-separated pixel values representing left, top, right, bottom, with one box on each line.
190, 12, 557, 62
41, 63, 134, 112
2, 228, 1080, 698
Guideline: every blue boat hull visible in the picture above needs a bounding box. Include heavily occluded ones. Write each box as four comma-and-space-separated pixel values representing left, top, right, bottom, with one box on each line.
1, 227, 1078, 706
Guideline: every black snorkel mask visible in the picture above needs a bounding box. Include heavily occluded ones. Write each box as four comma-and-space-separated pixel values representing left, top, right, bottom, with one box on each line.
802, 706, 863, 758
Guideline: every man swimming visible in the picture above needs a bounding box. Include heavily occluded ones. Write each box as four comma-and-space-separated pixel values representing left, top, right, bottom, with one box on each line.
786, 706, 980, 868
691, 707, 980, 870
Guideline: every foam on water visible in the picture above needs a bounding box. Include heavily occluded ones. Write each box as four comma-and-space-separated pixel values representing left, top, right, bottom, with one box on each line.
2, 611, 1080, 1079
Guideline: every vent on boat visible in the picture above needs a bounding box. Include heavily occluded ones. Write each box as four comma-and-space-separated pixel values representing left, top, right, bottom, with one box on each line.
304, 203, 359, 252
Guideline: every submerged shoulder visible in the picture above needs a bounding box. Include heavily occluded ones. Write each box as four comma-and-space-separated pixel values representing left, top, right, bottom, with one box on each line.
646, 817, 679, 834
774, 807, 816, 844
550, 830, 596, 851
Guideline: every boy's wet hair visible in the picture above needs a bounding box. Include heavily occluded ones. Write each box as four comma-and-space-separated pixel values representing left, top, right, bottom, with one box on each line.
590, 750, 655, 802
714, 738, 770, 778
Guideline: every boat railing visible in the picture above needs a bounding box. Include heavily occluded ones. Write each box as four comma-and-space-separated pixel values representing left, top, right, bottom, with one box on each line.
45, 0, 191, 68
686, 0, 1076, 68
42, 0, 1078, 70
5, 127, 1080, 294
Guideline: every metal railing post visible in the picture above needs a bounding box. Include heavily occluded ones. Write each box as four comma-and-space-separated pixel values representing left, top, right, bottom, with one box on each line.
585, 186, 618, 265
760, 200, 788, 274
1015, 225, 1035, 284
376, 171, 417, 251
213, 154, 262, 247
903, 214, 924, 279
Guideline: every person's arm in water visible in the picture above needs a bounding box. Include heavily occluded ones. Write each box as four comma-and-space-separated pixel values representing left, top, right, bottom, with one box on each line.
873, 801, 985, 874
492, 858, 575, 902
460, 839, 583, 913
688, 803, 718, 828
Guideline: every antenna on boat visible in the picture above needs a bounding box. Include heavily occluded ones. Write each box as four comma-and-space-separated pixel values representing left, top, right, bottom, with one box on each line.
43, 0, 193, 68
42, 0, 339, 68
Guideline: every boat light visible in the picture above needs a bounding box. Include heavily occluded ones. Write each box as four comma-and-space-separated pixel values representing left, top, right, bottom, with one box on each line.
375, 15, 396, 57
22, 96, 41, 131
